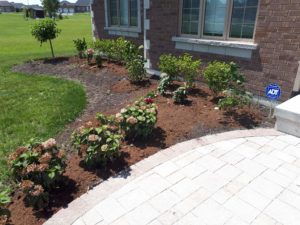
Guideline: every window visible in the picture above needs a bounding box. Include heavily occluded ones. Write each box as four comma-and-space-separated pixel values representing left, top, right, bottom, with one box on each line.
180, 0, 259, 40
181, 0, 200, 35
108, 0, 138, 27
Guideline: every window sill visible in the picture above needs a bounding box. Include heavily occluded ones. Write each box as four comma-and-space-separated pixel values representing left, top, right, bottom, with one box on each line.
172, 37, 258, 59
104, 26, 141, 38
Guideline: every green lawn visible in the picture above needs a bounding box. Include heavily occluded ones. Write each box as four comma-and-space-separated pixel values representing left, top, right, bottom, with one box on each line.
0, 13, 92, 186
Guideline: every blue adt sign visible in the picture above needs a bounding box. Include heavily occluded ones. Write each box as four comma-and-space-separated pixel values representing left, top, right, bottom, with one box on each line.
266, 84, 281, 100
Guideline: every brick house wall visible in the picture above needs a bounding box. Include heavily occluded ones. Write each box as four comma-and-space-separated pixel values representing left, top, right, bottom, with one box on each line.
91, 0, 144, 45
92, 0, 300, 100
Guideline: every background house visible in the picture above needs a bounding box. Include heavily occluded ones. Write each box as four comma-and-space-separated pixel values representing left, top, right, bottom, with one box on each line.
11, 2, 24, 12
75, 0, 90, 13
58, 0, 75, 14
24, 5, 45, 18
91, 0, 300, 101
0, 1, 14, 12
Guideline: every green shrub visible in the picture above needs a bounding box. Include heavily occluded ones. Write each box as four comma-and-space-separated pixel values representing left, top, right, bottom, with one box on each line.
0, 189, 10, 208
93, 37, 140, 63
86, 48, 94, 65
93, 38, 146, 81
126, 55, 146, 82
157, 73, 171, 95
218, 89, 252, 109
117, 98, 158, 139
145, 91, 158, 99
204, 61, 252, 109
177, 53, 201, 88
93, 39, 114, 59
158, 54, 179, 79
71, 120, 122, 167
31, 19, 61, 58
8, 139, 66, 208
94, 51, 102, 67
173, 86, 188, 104
203, 61, 239, 95
0, 188, 10, 224
73, 38, 87, 58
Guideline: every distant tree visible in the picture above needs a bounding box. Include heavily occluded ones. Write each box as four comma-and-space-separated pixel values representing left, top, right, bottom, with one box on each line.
31, 19, 61, 58
41, 0, 59, 18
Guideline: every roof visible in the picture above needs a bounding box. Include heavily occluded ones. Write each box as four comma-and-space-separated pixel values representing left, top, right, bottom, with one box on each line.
11, 2, 25, 8
75, 0, 90, 7
0, 1, 13, 7
26, 4, 43, 10
60, 0, 75, 6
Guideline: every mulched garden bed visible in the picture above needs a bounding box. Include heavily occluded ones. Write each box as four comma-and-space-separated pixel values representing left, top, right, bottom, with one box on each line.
8, 56, 274, 225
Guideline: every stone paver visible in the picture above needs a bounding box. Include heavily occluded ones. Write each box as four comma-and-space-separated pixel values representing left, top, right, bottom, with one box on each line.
44, 129, 300, 225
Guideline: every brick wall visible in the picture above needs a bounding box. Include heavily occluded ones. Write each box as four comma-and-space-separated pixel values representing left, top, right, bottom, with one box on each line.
91, 0, 144, 46
147, 0, 300, 100
92, 0, 300, 100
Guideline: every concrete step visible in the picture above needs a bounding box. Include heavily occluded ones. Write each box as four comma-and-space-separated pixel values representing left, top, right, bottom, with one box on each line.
275, 95, 300, 137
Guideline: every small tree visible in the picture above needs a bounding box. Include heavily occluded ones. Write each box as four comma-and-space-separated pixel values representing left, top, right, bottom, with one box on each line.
42, 0, 59, 18
31, 19, 61, 58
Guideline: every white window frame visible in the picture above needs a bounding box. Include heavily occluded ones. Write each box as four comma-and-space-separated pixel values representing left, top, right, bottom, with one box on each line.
104, 0, 141, 33
179, 0, 260, 42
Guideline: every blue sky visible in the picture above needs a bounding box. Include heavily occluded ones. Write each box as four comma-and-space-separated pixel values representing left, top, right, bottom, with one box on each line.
12, 0, 77, 6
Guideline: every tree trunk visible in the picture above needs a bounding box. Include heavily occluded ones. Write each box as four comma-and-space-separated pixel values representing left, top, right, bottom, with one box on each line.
49, 39, 54, 58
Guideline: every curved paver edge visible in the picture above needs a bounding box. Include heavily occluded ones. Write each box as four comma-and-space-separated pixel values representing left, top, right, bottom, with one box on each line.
44, 128, 283, 225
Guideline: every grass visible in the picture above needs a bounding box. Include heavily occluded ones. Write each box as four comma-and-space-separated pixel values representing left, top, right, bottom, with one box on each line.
0, 13, 92, 186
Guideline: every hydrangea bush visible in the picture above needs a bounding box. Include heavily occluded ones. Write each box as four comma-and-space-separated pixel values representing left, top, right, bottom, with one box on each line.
8, 138, 66, 208
173, 86, 188, 104
71, 119, 122, 167
117, 98, 158, 139
86, 48, 94, 65
157, 73, 171, 95
73, 38, 87, 58
0, 188, 11, 224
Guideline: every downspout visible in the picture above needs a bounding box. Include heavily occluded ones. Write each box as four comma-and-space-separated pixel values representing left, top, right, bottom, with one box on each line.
291, 61, 300, 97
144, 0, 151, 70
90, 0, 95, 41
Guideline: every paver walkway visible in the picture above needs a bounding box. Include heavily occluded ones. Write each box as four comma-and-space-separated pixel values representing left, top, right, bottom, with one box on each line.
45, 129, 300, 225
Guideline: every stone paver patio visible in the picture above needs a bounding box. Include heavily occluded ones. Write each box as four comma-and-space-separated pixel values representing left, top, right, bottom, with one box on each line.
45, 129, 300, 225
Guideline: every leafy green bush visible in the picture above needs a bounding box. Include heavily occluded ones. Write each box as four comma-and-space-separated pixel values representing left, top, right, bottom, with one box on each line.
145, 91, 158, 99
117, 98, 157, 139
8, 139, 66, 208
93, 38, 146, 81
218, 89, 252, 109
126, 55, 146, 82
31, 19, 61, 58
86, 48, 94, 65
157, 73, 171, 95
93, 39, 114, 59
0, 189, 10, 225
204, 61, 252, 109
177, 54, 201, 88
93, 37, 140, 63
71, 119, 122, 167
158, 54, 200, 88
158, 54, 179, 79
203, 61, 243, 95
173, 86, 188, 104
73, 38, 87, 58
94, 51, 102, 67
20, 181, 49, 209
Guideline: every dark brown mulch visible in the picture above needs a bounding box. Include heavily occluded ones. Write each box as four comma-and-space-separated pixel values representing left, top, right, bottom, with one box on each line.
9, 56, 274, 225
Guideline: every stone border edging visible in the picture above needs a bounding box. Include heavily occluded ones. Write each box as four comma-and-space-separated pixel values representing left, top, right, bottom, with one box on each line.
44, 128, 282, 225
